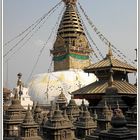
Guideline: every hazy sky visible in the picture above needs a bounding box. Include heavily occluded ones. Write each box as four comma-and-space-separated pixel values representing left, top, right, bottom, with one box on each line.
3, 0, 137, 88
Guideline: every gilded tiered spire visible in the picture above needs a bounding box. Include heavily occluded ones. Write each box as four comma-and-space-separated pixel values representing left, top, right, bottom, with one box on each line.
51, 0, 91, 71
62, 0, 77, 5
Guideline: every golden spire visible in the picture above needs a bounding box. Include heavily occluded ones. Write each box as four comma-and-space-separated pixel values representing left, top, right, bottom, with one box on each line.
62, 0, 77, 5
57, 2, 84, 37
52, 0, 91, 71
106, 42, 113, 58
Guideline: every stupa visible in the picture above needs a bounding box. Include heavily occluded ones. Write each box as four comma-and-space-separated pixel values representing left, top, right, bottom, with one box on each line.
28, 0, 97, 105
13, 73, 33, 109
43, 104, 73, 140
3, 89, 26, 139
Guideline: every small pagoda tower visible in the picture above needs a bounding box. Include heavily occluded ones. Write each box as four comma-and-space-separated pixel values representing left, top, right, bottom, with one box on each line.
51, 0, 91, 71
34, 102, 43, 125
19, 105, 43, 140
99, 106, 137, 140
33, 102, 43, 135
3, 89, 26, 139
66, 95, 80, 121
75, 104, 96, 139
94, 101, 113, 136
73, 46, 137, 108
43, 104, 73, 140
56, 90, 67, 110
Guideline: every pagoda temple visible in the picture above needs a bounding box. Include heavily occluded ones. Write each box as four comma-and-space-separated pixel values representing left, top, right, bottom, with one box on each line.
73, 46, 137, 107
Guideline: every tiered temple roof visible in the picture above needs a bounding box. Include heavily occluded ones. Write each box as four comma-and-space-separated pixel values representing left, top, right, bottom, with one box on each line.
73, 47, 137, 106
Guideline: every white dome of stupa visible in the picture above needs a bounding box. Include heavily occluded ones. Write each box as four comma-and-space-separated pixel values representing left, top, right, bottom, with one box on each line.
28, 69, 97, 105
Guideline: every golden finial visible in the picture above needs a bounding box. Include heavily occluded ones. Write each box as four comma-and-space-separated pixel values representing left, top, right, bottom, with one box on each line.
62, 0, 77, 5
107, 42, 113, 57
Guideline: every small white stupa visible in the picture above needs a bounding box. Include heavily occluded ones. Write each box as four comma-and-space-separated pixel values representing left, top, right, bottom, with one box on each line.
13, 73, 33, 109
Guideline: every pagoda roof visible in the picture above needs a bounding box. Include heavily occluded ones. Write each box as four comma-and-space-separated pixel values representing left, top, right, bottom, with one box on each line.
84, 47, 136, 73
72, 80, 136, 96
85, 56, 136, 73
